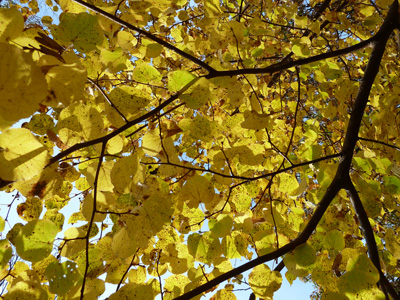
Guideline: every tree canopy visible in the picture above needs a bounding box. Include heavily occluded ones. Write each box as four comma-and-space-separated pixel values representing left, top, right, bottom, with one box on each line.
1, 0, 400, 299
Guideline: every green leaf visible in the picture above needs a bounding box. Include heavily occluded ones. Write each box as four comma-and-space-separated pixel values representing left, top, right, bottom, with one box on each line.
293, 243, 316, 266
26, 114, 55, 136
8, 220, 58, 262
53, 12, 104, 53
168, 70, 197, 93
338, 253, 384, 299
188, 232, 221, 264
324, 230, 345, 251
209, 214, 233, 238
132, 64, 161, 83
383, 176, 400, 196
0, 239, 12, 269
44, 261, 80, 295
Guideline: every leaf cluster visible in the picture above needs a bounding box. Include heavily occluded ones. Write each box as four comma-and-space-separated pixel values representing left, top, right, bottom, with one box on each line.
1, 0, 400, 299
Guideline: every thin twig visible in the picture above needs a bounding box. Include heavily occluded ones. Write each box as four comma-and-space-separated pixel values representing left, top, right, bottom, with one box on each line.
81, 142, 107, 299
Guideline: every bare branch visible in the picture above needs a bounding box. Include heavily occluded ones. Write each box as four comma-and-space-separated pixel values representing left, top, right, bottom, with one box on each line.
358, 137, 400, 151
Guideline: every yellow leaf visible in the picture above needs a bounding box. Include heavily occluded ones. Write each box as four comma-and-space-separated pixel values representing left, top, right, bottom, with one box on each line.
81, 191, 107, 222
107, 134, 124, 155
180, 174, 215, 208
249, 264, 282, 298
0, 128, 48, 182
359, 5, 375, 17
143, 41, 162, 58
111, 154, 143, 194
117, 30, 137, 51
142, 130, 162, 156
112, 227, 138, 259
57, 102, 104, 146
108, 282, 156, 300
0, 7, 24, 42
241, 110, 273, 130
132, 63, 161, 84
203, 0, 223, 17
108, 86, 150, 119
101, 48, 130, 73
53, 12, 104, 53
179, 116, 218, 143
41, 53, 86, 105
386, 229, 400, 259
82, 160, 114, 192
276, 173, 299, 195
0, 44, 47, 129
180, 78, 215, 109
4, 280, 48, 300
338, 254, 384, 299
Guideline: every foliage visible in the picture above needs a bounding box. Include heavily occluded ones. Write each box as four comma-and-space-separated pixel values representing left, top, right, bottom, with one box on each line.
1, 0, 400, 299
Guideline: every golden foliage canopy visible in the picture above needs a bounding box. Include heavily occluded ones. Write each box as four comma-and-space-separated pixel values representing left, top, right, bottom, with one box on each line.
1, 0, 400, 299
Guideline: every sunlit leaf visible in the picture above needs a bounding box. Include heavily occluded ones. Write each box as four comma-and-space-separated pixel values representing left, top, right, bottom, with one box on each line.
53, 12, 104, 53
338, 253, 384, 299
188, 232, 222, 264
8, 220, 58, 262
0, 129, 48, 182
0, 44, 47, 129
0, 7, 24, 42
0, 239, 12, 269
168, 70, 197, 93
249, 264, 282, 298
44, 261, 80, 295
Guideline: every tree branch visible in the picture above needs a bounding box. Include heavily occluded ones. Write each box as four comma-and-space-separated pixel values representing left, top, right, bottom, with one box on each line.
174, 2, 400, 298
87, 77, 128, 123
205, 37, 375, 78
346, 182, 400, 300
358, 137, 400, 151
47, 77, 199, 166
141, 152, 342, 181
